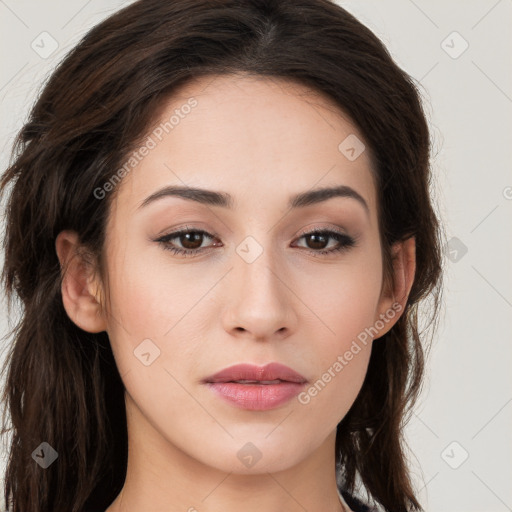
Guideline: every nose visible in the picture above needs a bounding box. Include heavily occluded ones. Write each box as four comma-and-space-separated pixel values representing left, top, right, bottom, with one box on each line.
221, 240, 298, 342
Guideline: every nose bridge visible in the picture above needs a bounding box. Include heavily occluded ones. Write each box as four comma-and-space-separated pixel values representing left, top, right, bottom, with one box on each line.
235, 233, 286, 302
222, 231, 296, 338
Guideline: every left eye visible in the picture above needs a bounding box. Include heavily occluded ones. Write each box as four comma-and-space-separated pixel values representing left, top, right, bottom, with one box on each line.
156, 228, 356, 257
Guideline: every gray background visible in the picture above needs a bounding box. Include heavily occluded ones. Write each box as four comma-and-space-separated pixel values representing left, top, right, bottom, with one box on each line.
0, 1, 511, 511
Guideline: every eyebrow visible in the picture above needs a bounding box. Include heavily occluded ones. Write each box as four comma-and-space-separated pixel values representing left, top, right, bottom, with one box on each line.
138, 184, 369, 214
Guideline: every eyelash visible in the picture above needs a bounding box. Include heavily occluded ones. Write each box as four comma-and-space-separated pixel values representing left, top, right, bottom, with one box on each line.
155, 226, 356, 258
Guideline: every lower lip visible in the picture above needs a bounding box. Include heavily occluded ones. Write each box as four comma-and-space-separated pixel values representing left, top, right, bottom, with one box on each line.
206, 381, 306, 410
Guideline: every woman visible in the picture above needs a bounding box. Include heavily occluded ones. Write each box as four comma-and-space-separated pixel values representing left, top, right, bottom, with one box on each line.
0, 1, 443, 511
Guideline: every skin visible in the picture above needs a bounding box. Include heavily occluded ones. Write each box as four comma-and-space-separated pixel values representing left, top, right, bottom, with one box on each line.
56, 74, 415, 512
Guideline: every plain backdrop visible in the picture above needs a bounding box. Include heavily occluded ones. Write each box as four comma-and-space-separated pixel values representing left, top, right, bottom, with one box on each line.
0, 1, 511, 511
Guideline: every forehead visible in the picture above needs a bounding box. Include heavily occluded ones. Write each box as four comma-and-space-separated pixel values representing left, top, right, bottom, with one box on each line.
111, 73, 378, 220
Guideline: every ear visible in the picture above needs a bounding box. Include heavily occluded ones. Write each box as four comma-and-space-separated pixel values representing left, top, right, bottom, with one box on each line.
373, 236, 416, 339
55, 230, 107, 333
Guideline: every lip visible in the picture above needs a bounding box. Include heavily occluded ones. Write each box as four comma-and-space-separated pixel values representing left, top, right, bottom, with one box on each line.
203, 362, 308, 411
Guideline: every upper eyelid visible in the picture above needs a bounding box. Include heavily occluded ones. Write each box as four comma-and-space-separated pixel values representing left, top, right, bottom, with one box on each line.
159, 227, 218, 241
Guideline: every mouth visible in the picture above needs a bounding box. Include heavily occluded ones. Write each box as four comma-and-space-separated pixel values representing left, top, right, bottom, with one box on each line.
203, 362, 307, 411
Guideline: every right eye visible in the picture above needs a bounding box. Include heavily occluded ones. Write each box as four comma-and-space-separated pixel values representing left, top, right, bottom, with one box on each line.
155, 228, 221, 257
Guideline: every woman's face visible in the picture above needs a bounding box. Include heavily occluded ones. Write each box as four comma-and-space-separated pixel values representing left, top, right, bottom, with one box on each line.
97, 74, 397, 474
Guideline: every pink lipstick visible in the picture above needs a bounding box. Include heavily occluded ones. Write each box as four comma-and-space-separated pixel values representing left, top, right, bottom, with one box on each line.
203, 362, 307, 411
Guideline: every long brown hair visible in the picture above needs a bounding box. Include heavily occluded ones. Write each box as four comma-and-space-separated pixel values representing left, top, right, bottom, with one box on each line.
0, 1, 443, 511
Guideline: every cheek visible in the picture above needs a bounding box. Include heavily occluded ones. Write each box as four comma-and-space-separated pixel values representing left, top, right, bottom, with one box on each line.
293, 248, 383, 347
296, 342, 372, 442
291, 249, 382, 417
104, 235, 203, 331
102, 240, 223, 377
295, 273, 377, 425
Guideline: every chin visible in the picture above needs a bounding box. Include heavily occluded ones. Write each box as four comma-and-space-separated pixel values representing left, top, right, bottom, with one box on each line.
192, 436, 310, 475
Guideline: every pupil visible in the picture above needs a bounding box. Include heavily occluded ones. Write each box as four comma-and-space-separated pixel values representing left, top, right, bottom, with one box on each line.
182, 232, 202, 249
308, 233, 327, 249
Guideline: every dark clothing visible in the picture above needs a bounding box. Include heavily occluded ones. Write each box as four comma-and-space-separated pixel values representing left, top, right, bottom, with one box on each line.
341, 490, 379, 511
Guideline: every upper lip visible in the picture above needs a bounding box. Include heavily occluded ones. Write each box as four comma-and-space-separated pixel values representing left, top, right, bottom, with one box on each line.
203, 362, 307, 384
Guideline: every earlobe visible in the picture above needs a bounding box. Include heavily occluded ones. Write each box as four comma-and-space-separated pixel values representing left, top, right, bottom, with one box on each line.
375, 237, 416, 338
55, 230, 107, 333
